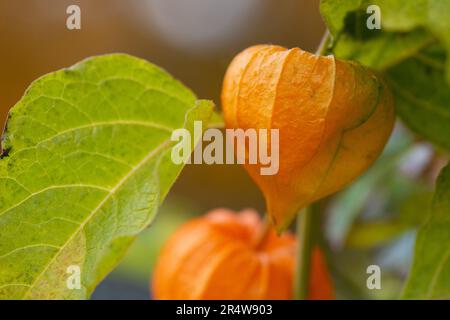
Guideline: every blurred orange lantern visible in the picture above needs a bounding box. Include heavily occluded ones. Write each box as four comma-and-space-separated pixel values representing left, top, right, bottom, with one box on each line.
222, 45, 395, 231
152, 208, 334, 300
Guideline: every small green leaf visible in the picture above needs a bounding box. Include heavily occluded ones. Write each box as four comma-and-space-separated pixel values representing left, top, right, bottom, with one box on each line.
0, 54, 214, 299
346, 192, 432, 249
403, 164, 450, 299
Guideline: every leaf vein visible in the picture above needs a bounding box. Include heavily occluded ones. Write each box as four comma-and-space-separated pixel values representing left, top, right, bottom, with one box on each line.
21, 138, 172, 298
0, 244, 60, 260
0, 184, 110, 218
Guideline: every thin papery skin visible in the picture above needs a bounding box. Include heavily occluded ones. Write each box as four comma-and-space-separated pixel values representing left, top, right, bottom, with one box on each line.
222, 45, 395, 232
152, 209, 334, 300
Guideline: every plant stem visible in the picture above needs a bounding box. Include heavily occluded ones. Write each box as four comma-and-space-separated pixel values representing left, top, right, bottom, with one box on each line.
315, 29, 332, 56
294, 206, 314, 300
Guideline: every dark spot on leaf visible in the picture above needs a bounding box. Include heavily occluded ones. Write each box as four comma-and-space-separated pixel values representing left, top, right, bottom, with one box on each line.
0, 147, 11, 159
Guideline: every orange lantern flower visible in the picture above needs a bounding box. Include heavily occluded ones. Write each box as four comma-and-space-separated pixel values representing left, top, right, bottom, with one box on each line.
222, 45, 395, 231
152, 209, 334, 300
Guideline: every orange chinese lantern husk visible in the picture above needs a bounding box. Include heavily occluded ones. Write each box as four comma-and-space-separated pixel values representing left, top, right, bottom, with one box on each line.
222, 45, 395, 232
152, 209, 334, 300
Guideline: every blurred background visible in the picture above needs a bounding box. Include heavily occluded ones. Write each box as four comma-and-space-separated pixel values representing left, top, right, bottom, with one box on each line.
0, 0, 446, 299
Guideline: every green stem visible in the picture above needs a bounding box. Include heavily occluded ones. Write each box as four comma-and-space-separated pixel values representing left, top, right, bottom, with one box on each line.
315, 29, 332, 56
294, 206, 314, 300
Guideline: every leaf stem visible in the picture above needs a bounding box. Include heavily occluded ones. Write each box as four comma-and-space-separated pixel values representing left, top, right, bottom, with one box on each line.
294, 206, 314, 300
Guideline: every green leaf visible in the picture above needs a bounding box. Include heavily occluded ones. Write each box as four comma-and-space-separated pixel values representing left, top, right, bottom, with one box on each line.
333, 29, 434, 71
387, 46, 450, 151
346, 192, 432, 249
112, 199, 195, 282
320, 0, 450, 72
320, 0, 450, 151
376, 0, 450, 80
403, 164, 450, 299
320, 0, 363, 37
0, 54, 214, 299
346, 221, 410, 249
